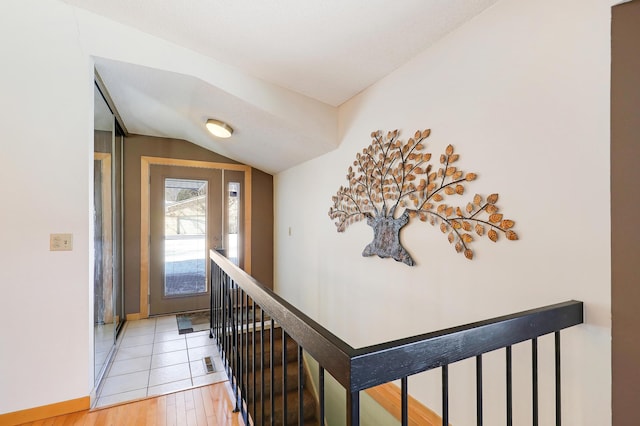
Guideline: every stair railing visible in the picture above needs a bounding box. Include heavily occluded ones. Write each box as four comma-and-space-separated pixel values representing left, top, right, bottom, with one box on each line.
209, 250, 583, 426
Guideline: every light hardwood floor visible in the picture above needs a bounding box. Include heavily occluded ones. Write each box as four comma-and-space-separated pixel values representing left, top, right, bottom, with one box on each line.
19, 382, 245, 426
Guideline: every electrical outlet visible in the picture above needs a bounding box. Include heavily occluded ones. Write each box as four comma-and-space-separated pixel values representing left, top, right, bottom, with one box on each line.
50, 233, 73, 251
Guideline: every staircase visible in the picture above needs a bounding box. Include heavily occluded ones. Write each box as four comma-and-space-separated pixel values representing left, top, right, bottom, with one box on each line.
231, 320, 320, 425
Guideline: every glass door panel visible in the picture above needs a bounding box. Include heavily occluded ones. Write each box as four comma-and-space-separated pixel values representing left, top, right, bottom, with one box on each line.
93, 83, 116, 386
164, 178, 208, 296
149, 165, 222, 315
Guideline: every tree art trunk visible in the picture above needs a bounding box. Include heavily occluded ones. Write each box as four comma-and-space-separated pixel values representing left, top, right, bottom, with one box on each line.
362, 211, 415, 266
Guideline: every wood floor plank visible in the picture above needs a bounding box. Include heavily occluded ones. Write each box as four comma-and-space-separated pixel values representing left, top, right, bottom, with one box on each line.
192, 387, 208, 426
200, 386, 215, 419
175, 389, 188, 426
15, 383, 242, 426
145, 396, 159, 426
83, 408, 100, 426
184, 389, 197, 426
156, 395, 168, 426
60, 411, 83, 426
166, 392, 178, 426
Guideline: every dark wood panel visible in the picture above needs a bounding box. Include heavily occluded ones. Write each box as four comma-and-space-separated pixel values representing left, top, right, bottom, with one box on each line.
612, 2, 640, 425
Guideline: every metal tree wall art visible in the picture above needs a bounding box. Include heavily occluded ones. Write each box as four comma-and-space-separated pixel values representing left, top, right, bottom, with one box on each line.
328, 129, 518, 266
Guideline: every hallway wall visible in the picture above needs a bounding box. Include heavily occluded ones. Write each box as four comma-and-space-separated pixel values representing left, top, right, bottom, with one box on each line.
0, 0, 93, 414
274, 0, 614, 424
0, 0, 279, 416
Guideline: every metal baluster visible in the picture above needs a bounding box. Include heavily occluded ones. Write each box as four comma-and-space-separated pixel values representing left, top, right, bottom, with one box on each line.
270, 319, 275, 426
477, 355, 483, 426
442, 365, 449, 426
215, 265, 220, 342
222, 275, 228, 371
244, 293, 249, 421
224, 276, 231, 374
252, 300, 256, 424
319, 367, 325, 426
209, 259, 214, 339
282, 330, 288, 425
233, 283, 240, 412
506, 346, 513, 426
298, 345, 304, 426
555, 332, 561, 426
401, 377, 408, 426
347, 390, 360, 426
261, 308, 265, 425
238, 289, 244, 416
532, 338, 538, 426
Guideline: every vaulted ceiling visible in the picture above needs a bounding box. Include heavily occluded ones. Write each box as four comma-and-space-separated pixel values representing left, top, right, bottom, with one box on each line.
67, 0, 499, 173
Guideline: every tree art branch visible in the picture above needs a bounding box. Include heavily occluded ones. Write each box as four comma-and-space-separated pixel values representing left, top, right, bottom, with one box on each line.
328, 128, 519, 265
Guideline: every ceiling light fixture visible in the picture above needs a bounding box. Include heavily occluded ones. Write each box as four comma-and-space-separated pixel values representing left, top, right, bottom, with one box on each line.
206, 119, 233, 138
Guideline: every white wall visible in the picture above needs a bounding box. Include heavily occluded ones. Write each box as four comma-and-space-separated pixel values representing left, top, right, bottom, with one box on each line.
275, 0, 613, 424
0, 0, 93, 414
0, 0, 338, 415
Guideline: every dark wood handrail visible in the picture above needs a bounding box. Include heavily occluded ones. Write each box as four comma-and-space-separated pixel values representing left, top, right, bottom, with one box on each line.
211, 250, 356, 389
210, 250, 584, 393
349, 300, 583, 391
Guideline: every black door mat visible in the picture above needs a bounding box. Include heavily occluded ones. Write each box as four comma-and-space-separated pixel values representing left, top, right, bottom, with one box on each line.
176, 310, 210, 334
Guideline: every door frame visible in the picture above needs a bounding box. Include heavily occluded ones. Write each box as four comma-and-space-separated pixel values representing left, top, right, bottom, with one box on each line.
140, 156, 252, 318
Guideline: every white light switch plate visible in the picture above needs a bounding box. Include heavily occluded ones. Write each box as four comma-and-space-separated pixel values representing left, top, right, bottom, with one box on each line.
50, 233, 73, 251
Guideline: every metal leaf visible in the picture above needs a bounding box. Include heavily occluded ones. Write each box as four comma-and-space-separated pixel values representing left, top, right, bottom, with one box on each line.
475, 224, 485, 236
489, 213, 503, 223
506, 230, 519, 240
501, 219, 515, 229
446, 145, 454, 155
465, 173, 477, 181
488, 229, 498, 242
487, 193, 499, 204
464, 249, 473, 260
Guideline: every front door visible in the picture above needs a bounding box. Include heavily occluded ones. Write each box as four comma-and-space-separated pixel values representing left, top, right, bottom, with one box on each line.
149, 165, 222, 315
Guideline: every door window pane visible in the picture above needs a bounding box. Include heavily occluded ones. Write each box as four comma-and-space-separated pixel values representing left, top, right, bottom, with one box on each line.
228, 182, 240, 265
164, 178, 207, 296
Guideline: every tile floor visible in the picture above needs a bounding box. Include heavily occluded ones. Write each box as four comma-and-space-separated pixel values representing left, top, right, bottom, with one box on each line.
95, 314, 227, 408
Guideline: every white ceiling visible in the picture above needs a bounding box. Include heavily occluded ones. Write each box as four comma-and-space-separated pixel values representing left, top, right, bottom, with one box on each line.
68, 0, 499, 173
